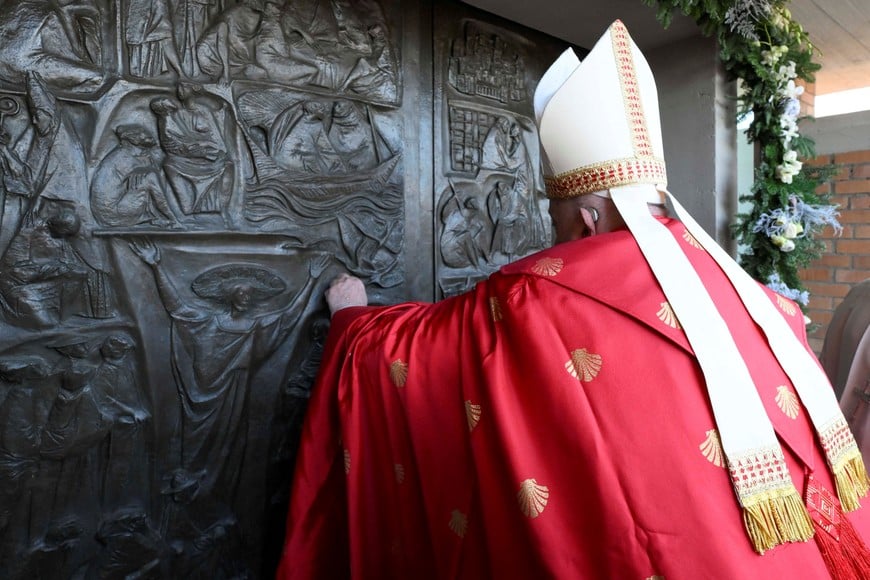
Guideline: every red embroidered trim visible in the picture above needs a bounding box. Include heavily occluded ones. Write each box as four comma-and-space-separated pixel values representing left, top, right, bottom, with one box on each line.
611, 20, 654, 159
544, 158, 667, 198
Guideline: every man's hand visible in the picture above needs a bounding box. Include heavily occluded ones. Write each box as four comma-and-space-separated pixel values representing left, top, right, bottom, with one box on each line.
325, 274, 367, 316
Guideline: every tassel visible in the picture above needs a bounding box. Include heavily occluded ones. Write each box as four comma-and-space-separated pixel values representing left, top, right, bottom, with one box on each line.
811, 509, 870, 579
834, 453, 870, 512
742, 488, 815, 554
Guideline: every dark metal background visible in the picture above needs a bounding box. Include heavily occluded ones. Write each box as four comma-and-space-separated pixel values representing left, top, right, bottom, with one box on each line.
0, 0, 566, 576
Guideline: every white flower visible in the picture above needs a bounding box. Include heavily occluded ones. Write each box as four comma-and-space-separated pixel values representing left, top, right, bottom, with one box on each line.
779, 116, 799, 145
783, 79, 805, 100
782, 97, 801, 120
761, 50, 780, 67
776, 150, 803, 184
778, 61, 797, 82
783, 221, 802, 239
771, 235, 796, 252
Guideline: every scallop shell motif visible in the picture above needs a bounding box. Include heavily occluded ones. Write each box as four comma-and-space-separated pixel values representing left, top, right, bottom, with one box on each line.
531, 257, 564, 276
776, 294, 797, 316
776, 385, 800, 419
489, 296, 503, 322
449, 509, 468, 538
699, 429, 725, 468
343, 448, 351, 474
517, 478, 549, 518
682, 229, 702, 249
389, 359, 408, 387
394, 463, 405, 484
465, 400, 482, 432
564, 348, 603, 382
656, 301, 681, 329
646, 576, 666, 580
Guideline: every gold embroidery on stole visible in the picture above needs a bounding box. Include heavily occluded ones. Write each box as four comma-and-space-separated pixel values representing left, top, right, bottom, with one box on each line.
775, 386, 800, 419
656, 301, 681, 329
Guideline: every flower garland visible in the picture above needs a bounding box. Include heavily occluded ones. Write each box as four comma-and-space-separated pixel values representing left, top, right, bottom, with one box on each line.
643, 0, 841, 312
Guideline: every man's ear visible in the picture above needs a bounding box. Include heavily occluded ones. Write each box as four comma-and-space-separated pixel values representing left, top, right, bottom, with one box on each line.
578, 206, 598, 236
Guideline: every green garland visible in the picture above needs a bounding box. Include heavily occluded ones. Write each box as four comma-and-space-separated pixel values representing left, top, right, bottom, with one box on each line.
643, 0, 841, 311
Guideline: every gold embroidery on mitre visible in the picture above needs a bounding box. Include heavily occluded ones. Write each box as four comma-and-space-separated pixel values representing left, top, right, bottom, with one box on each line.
611, 20, 654, 159
389, 359, 408, 387
465, 400, 481, 432
517, 478, 549, 518
682, 229, 702, 249
699, 429, 725, 468
343, 448, 351, 474
545, 158, 667, 199
775, 294, 797, 316
531, 256, 564, 276
564, 348, 603, 382
489, 296, 503, 322
449, 509, 468, 538
656, 301, 681, 329
775, 386, 800, 419
394, 463, 405, 484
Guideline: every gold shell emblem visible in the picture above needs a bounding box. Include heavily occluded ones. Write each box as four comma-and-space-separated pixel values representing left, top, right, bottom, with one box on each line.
394, 463, 405, 484
489, 296, 503, 322
531, 257, 564, 276
564, 348, 602, 382
343, 448, 351, 474
656, 301, 681, 329
776, 385, 800, 419
699, 429, 724, 468
449, 509, 468, 538
465, 400, 481, 432
776, 294, 797, 316
517, 478, 549, 518
682, 229, 702, 249
389, 359, 408, 387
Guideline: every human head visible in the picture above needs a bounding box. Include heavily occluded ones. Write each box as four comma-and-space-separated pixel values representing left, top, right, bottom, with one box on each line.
115, 124, 156, 148
228, 283, 255, 312
101, 334, 135, 360
46, 209, 81, 238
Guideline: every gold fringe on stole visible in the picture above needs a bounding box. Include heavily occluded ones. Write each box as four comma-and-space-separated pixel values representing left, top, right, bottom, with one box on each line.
834, 451, 870, 512
742, 487, 814, 554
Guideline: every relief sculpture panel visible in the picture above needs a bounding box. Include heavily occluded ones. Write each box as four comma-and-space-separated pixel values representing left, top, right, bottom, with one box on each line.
0, 0, 404, 577
435, 12, 567, 298
0, 0, 570, 576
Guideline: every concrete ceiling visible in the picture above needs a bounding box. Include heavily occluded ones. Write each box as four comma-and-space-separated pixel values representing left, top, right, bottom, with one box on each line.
462, 0, 870, 95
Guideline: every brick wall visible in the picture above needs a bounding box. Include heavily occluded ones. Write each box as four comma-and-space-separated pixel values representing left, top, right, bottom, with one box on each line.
800, 149, 870, 353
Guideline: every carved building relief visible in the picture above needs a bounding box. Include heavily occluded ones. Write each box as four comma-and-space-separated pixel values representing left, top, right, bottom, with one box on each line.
0, 0, 569, 576
435, 14, 563, 298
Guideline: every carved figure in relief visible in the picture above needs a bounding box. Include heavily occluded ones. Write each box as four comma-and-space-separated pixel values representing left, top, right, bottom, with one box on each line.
91, 124, 180, 228
0, 209, 93, 328
343, 23, 398, 102
481, 116, 526, 172
0, 0, 103, 92
195, 0, 265, 83
268, 100, 342, 174
92, 333, 151, 512
125, 0, 183, 79
176, 0, 221, 78
250, 0, 320, 84
0, 356, 53, 564
150, 83, 235, 226
439, 185, 487, 269
130, 238, 330, 510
